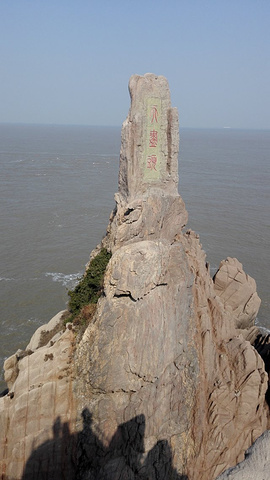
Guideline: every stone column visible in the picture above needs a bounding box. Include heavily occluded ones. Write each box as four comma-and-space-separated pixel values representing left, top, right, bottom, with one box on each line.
119, 73, 179, 201
104, 73, 187, 253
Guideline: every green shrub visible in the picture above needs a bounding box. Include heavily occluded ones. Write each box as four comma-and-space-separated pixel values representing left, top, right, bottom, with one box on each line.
67, 248, 111, 321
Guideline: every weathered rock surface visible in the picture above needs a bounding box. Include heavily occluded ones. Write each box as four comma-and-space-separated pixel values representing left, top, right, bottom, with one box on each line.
3, 310, 69, 392
0, 74, 269, 480
118, 73, 179, 202
213, 257, 261, 329
26, 310, 68, 351
0, 326, 77, 479
215, 429, 270, 479
74, 75, 269, 479
179, 232, 268, 479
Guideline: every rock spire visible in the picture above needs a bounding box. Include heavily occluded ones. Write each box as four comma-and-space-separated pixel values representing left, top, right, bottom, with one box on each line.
119, 73, 179, 201
0, 74, 268, 480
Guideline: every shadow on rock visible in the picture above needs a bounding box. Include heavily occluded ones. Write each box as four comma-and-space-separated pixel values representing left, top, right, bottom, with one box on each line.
22, 408, 188, 480
253, 332, 270, 406
21, 416, 77, 480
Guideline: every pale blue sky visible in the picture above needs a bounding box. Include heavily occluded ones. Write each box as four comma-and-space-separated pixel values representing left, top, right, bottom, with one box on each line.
1, 0, 269, 128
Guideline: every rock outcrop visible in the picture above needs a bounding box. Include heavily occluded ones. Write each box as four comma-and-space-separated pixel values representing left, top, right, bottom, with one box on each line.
0, 74, 269, 480
213, 257, 261, 330
0, 322, 77, 480
216, 430, 270, 480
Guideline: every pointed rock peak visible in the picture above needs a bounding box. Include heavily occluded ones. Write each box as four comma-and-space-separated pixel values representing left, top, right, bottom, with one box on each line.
119, 73, 179, 201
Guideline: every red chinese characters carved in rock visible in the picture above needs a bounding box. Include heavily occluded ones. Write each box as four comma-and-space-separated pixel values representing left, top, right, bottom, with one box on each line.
149, 130, 158, 148
150, 105, 158, 124
147, 154, 157, 171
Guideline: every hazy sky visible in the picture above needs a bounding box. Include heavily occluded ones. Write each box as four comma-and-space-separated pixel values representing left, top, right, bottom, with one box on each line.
1, 0, 269, 128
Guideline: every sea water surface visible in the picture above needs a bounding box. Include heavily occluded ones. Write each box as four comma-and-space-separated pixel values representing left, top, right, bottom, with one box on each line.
0, 124, 269, 390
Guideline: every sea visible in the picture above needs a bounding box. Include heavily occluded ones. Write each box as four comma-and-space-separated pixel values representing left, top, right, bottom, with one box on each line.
0, 124, 269, 391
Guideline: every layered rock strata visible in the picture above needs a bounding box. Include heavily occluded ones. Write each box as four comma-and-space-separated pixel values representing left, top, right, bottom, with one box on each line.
0, 74, 269, 480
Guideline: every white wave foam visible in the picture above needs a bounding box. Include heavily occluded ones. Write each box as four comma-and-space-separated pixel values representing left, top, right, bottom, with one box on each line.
0, 276, 40, 283
26, 316, 43, 325
45, 271, 82, 288
210, 264, 219, 275
255, 318, 270, 335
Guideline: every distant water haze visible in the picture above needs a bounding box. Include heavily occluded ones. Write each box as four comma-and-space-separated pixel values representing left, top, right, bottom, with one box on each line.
0, 125, 269, 390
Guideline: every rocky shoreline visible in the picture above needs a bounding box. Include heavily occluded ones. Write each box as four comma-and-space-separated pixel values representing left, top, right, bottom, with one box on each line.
1, 74, 269, 480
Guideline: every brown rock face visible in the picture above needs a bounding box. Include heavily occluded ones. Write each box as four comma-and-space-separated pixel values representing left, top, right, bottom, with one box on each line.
0, 74, 268, 480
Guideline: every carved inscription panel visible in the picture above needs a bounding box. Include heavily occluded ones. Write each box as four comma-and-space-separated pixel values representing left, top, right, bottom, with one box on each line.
143, 97, 162, 181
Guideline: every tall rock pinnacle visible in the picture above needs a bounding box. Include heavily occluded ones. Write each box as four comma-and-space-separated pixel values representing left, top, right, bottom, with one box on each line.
105, 73, 188, 252
119, 73, 179, 201
0, 74, 268, 480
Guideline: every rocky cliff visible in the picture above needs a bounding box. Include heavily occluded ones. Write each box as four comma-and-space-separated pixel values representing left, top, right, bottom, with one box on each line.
0, 74, 268, 480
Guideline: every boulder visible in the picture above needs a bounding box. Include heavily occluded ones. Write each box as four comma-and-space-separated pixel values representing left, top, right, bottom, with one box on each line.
215, 430, 270, 480
213, 257, 261, 329
3, 352, 19, 391
26, 310, 68, 351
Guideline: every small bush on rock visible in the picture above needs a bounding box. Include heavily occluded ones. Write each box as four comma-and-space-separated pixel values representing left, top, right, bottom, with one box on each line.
67, 248, 111, 322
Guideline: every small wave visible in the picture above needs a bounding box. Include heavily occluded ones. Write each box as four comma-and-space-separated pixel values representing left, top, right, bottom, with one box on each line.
1, 276, 43, 283
255, 318, 270, 335
45, 271, 82, 288
26, 317, 43, 325
257, 325, 270, 336
210, 265, 219, 276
